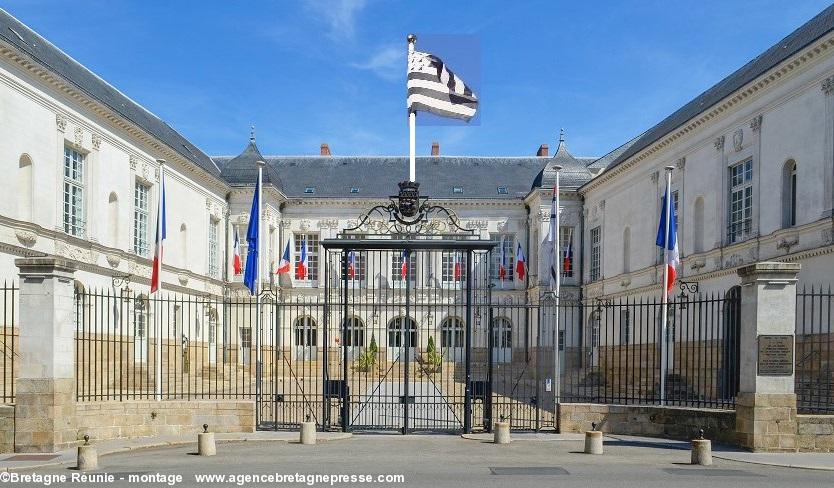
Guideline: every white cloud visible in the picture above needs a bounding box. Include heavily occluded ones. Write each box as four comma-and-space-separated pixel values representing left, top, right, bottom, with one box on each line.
349, 45, 403, 81
304, 0, 368, 41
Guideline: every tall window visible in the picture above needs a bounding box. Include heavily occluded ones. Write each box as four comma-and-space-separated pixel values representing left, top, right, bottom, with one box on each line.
63, 147, 85, 237
344, 317, 365, 347
17, 154, 33, 222
294, 317, 318, 347
392, 248, 417, 284
208, 218, 220, 278
490, 233, 515, 282
559, 227, 574, 278
343, 234, 367, 283
693, 196, 705, 253
620, 309, 631, 345
622, 227, 631, 274
133, 182, 150, 256
590, 226, 601, 281
441, 251, 467, 284
440, 318, 464, 348
727, 159, 753, 243
782, 160, 797, 228
294, 234, 320, 282
492, 317, 512, 349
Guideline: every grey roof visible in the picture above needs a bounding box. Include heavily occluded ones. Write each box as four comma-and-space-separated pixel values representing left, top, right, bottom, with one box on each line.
585, 134, 644, 173
219, 139, 283, 190
532, 140, 592, 189
0, 9, 220, 177
215, 150, 595, 199
606, 4, 834, 172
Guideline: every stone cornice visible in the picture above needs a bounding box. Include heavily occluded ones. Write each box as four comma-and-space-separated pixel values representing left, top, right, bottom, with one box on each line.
0, 42, 230, 197
580, 33, 834, 195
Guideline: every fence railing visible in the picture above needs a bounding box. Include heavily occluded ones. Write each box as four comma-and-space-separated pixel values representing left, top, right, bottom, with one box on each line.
558, 293, 739, 410
1, 282, 17, 404
796, 286, 833, 414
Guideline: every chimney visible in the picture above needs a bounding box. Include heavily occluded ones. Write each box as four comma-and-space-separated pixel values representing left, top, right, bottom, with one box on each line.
320, 143, 331, 156
431, 141, 440, 156
536, 144, 549, 157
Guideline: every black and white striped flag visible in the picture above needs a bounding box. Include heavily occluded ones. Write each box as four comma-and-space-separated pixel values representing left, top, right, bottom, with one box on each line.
407, 50, 478, 121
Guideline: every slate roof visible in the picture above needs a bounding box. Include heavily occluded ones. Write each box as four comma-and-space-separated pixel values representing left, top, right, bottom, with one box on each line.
605, 4, 834, 172
0, 9, 220, 177
219, 139, 283, 190
532, 140, 592, 189
215, 149, 595, 199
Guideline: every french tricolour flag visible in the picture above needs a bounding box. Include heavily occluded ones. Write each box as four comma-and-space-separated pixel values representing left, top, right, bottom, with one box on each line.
276, 239, 292, 274
656, 188, 680, 293
453, 253, 462, 281
232, 229, 242, 275
150, 171, 166, 293
295, 239, 308, 280
498, 237, 507, 285
348, 251, 357, 279
515, 242, 526, 281
400, 249, 410, 280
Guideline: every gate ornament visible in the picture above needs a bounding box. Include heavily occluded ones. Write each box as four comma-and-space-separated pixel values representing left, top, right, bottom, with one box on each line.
342, 181, 473, 236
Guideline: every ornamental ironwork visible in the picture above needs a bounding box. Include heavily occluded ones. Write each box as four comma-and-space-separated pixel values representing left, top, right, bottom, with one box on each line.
341, 181, 473, 237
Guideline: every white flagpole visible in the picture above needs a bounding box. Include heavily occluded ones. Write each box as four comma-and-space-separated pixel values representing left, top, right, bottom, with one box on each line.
553, 166, 562, 411
660, 165, 674, 405
408, 34, 417, 182
256, 161, 265, 400
154, 159, 165, 402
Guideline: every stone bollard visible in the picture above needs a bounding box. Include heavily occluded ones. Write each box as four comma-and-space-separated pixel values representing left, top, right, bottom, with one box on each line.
300, 415, 317, 445
77, 435, 98, 471
584, 423, 603, 455
198, 424, 216, 457
494, 416, 511, 444
691, 430, 712, 466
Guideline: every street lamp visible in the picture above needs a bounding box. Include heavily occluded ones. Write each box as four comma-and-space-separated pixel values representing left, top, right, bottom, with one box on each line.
677, 281, 699, 310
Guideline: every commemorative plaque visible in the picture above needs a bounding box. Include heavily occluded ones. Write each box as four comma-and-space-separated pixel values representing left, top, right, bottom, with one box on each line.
757, 335, 794, 376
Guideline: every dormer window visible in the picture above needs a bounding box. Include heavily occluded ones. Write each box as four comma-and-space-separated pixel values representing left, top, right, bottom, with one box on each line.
452, 186, 464, 194
304, 187, 316, 194
350, 187, 360, 193
497, 186, 508, 195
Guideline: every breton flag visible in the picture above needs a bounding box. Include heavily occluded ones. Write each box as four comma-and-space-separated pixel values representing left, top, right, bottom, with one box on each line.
347, 251, 357, 279
407, 50, 478, 121
150, 171, 166, 293
453, 253, 462, 281
242, 177, 261, 295
276, 239, 292, 274
656, 188, 680, 293
547, 184, 559, 290
498, 237, 507, 286
232, 229, 242, 275
515, 242, 527, 281
400, 249, 410, 280
563, 231, 573, 275
295, 239, 308, 280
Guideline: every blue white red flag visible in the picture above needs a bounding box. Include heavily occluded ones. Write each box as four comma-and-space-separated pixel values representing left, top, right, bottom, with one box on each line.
515, 242, 526, 281
232, 229, 242, 275
276, 239, 292, 274
563, 231, 573, 275
498, 237, 507, 286
242, 179, 260, 295
150, 172, 166, 293
400, 249, 409, 280
656, 188, 680, 293
295, 239, 308, 279
348, 251, 357, 279
453, 253, 462, 281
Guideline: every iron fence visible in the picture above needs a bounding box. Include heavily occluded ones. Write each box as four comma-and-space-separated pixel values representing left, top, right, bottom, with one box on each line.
796, 286, 833, 414
1, 282, 17, 404
558, 292, 739, 410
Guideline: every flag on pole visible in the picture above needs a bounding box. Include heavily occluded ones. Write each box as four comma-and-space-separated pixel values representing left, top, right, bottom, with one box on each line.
656, 188, 680, 293
232, 229, 242, 275
348, 251, 357, 279
407, 49, 478, 121
295, 239, 308, 280
547, 184, 559, 290
150, 172, 166, 293
453, 253, 462, 281
400, 249, 410, 280
563, 231, 573, 275
498, 237, 507, 286
276, 239, 292, 274
515, 242, 526, 281
242, 179, 260, 295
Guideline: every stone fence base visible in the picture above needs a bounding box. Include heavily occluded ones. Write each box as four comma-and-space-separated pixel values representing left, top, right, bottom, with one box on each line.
75, 400, 255, 443
797, 415, 834, 451
0, 405, 13, 453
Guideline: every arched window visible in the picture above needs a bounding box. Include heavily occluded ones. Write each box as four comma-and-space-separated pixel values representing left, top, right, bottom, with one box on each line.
108, 192, 119, 248
294, 317, 317, 347
492, 317, 512, 349
344, 317, 365, 347
693, 196, 705, 253
17, 154, 33, 221
179, 223, 188, 267
782, 160, 797, 228
440, 317, 464, 348
622, 227, 631, 274
387, 317, 417, 348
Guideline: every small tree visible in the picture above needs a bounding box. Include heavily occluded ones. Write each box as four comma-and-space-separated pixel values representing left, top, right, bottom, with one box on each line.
357, 333, 378, 373
425, 335, 442, 373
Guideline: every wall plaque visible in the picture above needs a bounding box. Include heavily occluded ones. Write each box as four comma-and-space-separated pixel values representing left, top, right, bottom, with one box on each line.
757, 335, 794, 376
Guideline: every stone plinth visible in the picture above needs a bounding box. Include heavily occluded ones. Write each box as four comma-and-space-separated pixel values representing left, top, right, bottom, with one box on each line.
14, 258, 77, 452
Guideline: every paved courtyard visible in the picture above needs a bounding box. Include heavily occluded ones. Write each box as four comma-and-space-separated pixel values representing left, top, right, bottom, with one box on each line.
5, 435, 834, 487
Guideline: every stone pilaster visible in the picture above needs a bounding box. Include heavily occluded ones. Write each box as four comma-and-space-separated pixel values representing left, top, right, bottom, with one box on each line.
735, 262, 800, 452
14, 257, 77, 453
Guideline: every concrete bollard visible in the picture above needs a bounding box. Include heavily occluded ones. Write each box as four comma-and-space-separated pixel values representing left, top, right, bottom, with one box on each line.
77, 435, 98, 471
198, 424, 216, 457
584, 423, 603, 455
691, 430, 712, 466
494, 421, 511, 444
300, 417, 317, 445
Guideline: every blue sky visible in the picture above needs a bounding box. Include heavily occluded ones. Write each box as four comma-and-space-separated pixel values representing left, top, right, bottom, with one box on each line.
4, 0, 833, 158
